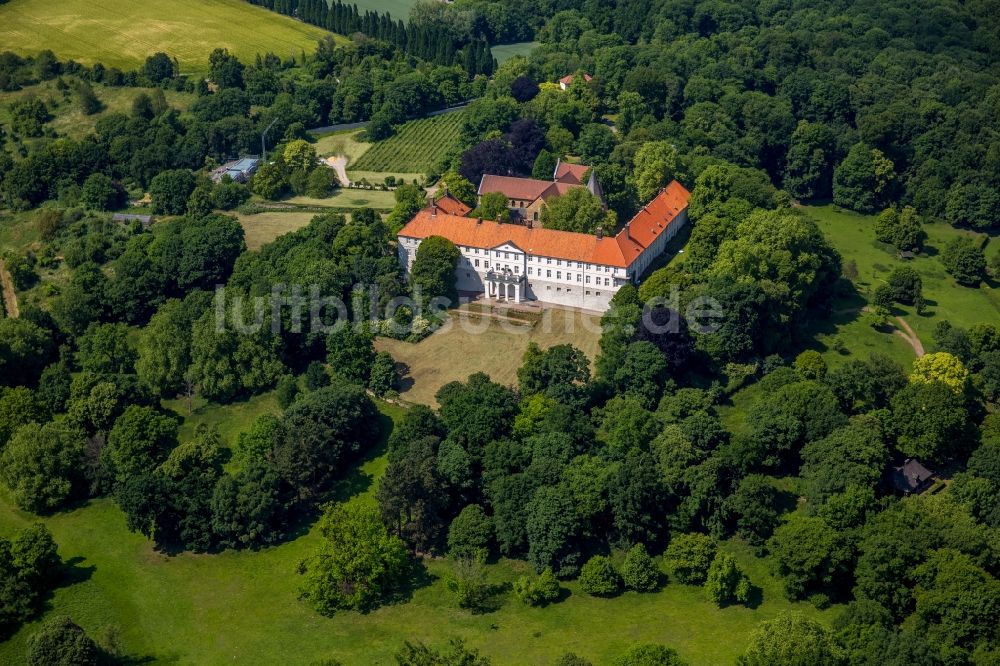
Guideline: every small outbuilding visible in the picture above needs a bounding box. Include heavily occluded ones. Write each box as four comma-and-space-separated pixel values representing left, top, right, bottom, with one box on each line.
559, 73, 592, 90
112, 213, 154, 229
211, 156, 260, 183
890, 458, 936, 495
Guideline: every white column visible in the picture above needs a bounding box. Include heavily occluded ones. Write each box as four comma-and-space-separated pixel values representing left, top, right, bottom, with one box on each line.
514, 283, 520, 303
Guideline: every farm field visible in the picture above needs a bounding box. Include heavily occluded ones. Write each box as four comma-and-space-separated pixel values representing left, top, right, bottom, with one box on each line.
376, 305, 604, 406
238, 190, 398, 249
0, 80, 196, 140
351, 111, 465, 176
236, 210, 324, 250
799, 204, 998, 369
491, 41, 540, 63
345, 0, 418, 19
286, 188, 398, 209
0, 392, 831, 666
0, 0, 340, 72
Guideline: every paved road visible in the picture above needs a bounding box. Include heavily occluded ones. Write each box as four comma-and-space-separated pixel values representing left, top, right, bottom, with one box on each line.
323, 156, 350, 186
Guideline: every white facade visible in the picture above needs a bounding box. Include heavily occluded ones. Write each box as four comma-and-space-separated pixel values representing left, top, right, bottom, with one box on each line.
397, 209, 687, 312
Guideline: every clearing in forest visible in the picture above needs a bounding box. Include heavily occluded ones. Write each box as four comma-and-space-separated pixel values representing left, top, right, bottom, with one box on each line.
801, 204, 997, 369
376, 304, 604, 406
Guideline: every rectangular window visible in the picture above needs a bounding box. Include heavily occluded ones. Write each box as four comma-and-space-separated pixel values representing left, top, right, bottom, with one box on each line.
576, 274, 582, 282
527, 267, 532, 275
475, 259, 479, 267
547, 258, 552, 265
586, 290, 591, 295
546, 270, 552, 278
605, 278, 610, 286
505, 252, 510, 259
495, 251, 501, 258
556, 259, 562, 267
597, 291, 602, 296
514, 266, 520, 274
585, 276, 591, 284
556, 271, 561, 279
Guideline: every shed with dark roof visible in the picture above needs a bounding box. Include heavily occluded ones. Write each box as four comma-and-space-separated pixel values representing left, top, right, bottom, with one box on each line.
890, 458, 935, 495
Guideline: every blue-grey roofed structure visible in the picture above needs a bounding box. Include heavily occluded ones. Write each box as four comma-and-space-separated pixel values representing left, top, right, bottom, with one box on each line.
212, 156, 260, 183
112, 213, 154, 228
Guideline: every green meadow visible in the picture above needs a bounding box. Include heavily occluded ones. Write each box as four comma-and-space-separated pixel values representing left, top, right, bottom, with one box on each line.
0, 394, 832, 665
0, 0, 340, 71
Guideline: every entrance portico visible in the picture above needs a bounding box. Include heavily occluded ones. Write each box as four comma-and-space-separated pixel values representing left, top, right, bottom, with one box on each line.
485, 268, 524, 303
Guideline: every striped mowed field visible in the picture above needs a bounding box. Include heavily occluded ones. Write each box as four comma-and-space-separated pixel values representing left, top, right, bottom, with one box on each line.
0, 0, 342, 71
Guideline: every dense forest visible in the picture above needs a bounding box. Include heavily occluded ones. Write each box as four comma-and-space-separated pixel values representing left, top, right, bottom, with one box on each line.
0, 0, 999, 663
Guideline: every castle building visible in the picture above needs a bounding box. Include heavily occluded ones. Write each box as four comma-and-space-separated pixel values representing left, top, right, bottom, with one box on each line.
476, 159, 604, 222
397, 180, 690, 312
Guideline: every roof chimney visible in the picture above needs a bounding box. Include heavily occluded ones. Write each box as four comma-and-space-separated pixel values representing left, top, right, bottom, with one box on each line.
476, 216, 483, 224
431, 196, 437, 216
526, 218, 533, 229
496, 214, 503, 223
596, 226, 604, 240
624, 224, 630, 240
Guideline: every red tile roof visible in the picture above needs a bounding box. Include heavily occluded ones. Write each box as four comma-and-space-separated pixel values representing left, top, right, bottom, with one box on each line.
554, 161, 590, 184
401, 211, 630, 266
478, 175, 582, 202
433, 192, 472, 216
478, 175, 552, 201
400, 180, 690, 269
618, 180, 690, 250
559, 74, 593, 85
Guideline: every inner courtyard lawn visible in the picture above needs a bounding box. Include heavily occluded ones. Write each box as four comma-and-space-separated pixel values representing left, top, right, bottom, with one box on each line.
0, 397, 832, 665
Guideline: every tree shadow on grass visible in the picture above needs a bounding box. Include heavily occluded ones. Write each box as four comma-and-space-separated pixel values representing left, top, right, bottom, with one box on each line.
59, 556, 96, 589
395, 361, 414, 393
324, 410, 393, 505
383, 558, 436, 609
737, 583, 765, 610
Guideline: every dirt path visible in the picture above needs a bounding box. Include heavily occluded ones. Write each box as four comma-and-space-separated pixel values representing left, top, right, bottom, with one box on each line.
894, 316, 924, 357
0, 259, 19, 318
323, 156, 350, 187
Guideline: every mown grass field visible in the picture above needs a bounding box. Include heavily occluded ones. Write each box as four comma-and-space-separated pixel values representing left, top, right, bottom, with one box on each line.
0, 79, 195, 140
376, 307, 604, 406
0, 390, 831, 666
351, 111, 465, 176
800, 204, 998, 369
491, 42, 540, 63
345, 0, 418, 18
235, 210, 321, 250
237, 191, 397, 249
314, 129, 371, 163
0, 0, 340, 72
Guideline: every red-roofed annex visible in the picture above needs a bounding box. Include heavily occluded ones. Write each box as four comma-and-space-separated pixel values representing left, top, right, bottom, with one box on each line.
398, 180, 690, 311
476, 158, 604, 222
